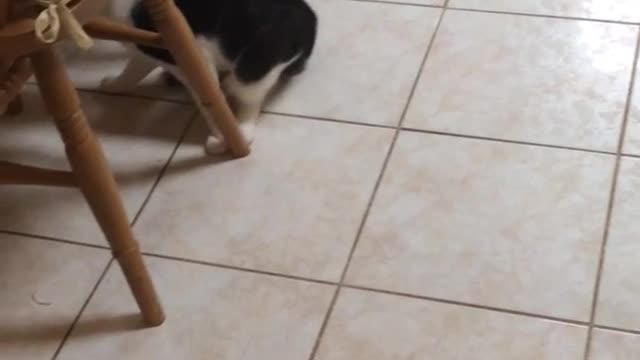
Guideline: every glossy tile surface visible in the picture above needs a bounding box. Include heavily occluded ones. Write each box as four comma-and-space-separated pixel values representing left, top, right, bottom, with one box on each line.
0, 233, 109, 360
58, 257, 334, 360
347, 132, 613, 320
449, 0, 640, 22
315, 289, 587, 360
590, 329, 640, 360
265, 0, 441, 125
595, 158, 640, 330
404, 11, 637, 151
134, 115, 393, 281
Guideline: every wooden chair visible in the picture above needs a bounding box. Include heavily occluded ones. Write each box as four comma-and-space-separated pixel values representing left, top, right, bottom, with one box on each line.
0, 0, 248, 327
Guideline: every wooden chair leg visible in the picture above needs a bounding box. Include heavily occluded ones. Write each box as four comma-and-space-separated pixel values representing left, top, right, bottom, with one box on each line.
30, 47, 165, 327
142, 0, 250, 158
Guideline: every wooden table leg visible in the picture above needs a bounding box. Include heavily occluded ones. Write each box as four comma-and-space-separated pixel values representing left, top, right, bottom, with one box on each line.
142, 0, 250, 158
30, 47, 165, 327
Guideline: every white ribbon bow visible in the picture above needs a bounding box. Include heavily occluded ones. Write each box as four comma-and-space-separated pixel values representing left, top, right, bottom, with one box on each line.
34, 0, 94, 49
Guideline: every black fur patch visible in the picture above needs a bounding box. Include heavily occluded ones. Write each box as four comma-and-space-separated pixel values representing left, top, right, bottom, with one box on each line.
130, 0, 317, 82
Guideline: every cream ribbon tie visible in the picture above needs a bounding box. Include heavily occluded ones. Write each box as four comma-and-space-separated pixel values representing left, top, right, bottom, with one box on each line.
34, 0, 94, 49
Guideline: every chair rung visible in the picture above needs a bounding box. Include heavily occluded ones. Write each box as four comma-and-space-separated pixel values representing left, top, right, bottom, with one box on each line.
0, 161, 77, 187
84, 17, 165, 49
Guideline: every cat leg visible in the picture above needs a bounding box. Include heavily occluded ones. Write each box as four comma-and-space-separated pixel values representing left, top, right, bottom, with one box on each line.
224, 21, 303, 145
160, 64, 228, 155
100, 50, 158, 92
223, 59, 295, 145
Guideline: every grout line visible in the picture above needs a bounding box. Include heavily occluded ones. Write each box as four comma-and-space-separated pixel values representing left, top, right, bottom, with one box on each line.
583, 31, 640, 360
142, 250, 603, 330
77, 86, 192, 106
131, 113, 197, 227
307, 7, 449, 359
343, 284, 590, 327
302, 51, 404, 360
143, 250, 634, 334
141, 252, 337, 287
401, 127, 619, 156
344, 0, 640, 25
67, 83, 629, 158
51, 258, 114, 360
147, 249, 640, 338
111, 247, 640, 338
74, 87, 626, 159
52, 74, 627, 162
270, 106, 620, 158
0, 230, 110, 251
346, 0, 443, 9
24, 81, 193, 107
445, 6, 640, 26
262, 110, 397, 131
593, 324, 640, 336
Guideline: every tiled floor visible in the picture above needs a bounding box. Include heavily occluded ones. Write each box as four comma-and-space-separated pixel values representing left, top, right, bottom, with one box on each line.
2, 0, 640, 359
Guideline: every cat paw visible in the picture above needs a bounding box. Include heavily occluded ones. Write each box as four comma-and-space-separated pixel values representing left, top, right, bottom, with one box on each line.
240, 122, 256, 145
205, 136, 228, 155
204, 126, 254, 156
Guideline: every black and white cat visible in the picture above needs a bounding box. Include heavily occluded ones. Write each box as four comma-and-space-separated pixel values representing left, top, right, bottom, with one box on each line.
101, 0, 317, 154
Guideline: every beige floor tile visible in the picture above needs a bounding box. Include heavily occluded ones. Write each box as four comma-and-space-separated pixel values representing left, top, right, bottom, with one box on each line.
265, 0, 441, 126
6, 1, 639, 357
58, 257, 334, 360
347, 132, 613, 320
134, 115, 393, 281
623, 59, 640, 155
595, 157, 640, 330
590, 329, 640, 360
449, 0, 640, 22
404, 11, 637, 151
0, 86, 192, 245
0, 233, 110, 360
55, 40, 187, 102
315, 289, 587, 360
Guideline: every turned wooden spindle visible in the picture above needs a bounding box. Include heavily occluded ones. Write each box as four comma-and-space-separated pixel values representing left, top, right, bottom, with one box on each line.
30, 47, 165, 327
